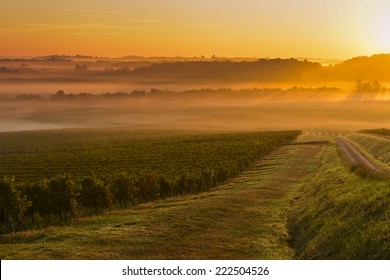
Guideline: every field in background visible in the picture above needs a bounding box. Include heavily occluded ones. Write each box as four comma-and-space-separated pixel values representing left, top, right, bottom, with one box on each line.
0, 129, 299, 183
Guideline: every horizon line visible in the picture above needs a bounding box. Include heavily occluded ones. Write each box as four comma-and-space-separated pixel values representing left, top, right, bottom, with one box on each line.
1, 52, 389, 61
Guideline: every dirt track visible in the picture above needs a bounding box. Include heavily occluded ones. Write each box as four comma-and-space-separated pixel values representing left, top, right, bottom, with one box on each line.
335, 136, 382, 173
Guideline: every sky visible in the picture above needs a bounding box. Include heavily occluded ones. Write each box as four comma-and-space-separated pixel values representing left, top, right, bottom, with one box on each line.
1, 0, 390, 58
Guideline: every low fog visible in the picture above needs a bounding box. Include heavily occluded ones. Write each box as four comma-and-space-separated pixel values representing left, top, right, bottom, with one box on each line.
1, 89, 389, 133
1, 55, 389, 133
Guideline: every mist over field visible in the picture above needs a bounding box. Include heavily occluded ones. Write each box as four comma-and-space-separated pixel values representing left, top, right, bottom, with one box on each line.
0, 55, 389, 132
1, 89, 389, 133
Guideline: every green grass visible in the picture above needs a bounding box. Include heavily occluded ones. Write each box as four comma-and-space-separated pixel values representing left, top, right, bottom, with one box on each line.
1, 134, 388, 260
289, 143, 390, 259
0, 135, 325, 260
346, 133, 390, 166
0, 128, 301, 234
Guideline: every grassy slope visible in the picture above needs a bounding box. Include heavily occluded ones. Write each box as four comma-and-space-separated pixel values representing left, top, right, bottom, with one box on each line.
289, 142, 390, 259
346, 133, 390, 165
0, 136, 325, 260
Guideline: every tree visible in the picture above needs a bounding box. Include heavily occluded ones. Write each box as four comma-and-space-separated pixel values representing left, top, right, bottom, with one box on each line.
355, 79, 383, 93
74, 64, 88, 73
0, 177, 30, 233
56, 90, 65, 96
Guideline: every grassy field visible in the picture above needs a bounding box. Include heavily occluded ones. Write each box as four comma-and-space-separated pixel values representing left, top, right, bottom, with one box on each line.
0, 135, 325, 259
0, 129, 300, 234
0, 133, 388, 259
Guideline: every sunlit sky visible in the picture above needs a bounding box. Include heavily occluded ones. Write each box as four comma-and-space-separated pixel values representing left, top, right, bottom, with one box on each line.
1, 0, 390, 58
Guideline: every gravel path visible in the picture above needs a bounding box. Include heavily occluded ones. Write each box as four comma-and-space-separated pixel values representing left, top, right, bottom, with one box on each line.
335, 136, 383, 173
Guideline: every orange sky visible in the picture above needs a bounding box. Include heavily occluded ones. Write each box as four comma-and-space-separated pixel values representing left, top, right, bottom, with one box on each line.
1, 0, 390, 58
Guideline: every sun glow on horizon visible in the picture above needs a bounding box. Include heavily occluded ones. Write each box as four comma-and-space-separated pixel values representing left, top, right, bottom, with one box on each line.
373, 17, 390, 52
0, 1, 389, 58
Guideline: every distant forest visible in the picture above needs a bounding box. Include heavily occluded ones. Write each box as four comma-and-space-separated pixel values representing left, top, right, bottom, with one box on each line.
2, 54, 390, 83
129, 54, 390, 82
0, 87, 343, 102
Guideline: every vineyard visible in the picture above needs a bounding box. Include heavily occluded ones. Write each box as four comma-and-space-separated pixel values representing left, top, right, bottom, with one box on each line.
359, 128, 390, 137
0, 128, 301, 234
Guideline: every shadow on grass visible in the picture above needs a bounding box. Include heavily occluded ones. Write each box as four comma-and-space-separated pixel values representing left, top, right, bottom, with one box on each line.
350, 164, 389, 180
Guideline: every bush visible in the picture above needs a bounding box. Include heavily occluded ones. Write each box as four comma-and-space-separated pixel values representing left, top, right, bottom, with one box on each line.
0, 177, 30, 233
80, 176, 112, 214
136, 173, 160, 202
47, 175, 79, 223
21, 180, 50, 226
110, 173, 137, 208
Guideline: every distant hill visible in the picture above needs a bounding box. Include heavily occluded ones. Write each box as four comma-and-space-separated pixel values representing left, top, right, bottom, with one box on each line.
332, 54, 390, 80
128, 54, 390, 82
131, 58, 321, 82
33, 55, 100, 60
2, 53, 390, 83
120, 55, 147, 60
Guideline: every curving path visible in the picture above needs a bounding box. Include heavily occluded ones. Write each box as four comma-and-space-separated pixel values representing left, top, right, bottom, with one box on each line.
335, 136, 383, 173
